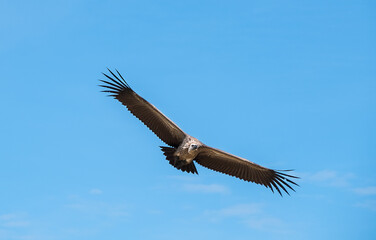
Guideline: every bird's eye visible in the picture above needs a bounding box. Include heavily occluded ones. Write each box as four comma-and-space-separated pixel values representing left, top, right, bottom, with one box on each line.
191, 144, 198, 150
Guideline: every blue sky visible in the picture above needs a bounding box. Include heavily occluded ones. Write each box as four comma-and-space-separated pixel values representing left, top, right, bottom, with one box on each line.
1, 0, 375, 239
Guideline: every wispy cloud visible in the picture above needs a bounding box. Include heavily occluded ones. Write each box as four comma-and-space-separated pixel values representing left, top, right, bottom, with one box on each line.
214, 203, 263, 216
163, 175, 230, 194
355, 200, 376, 211
183, 183, 229, 194
0, 213, 18, 221
66, 195, 128, 217
353, 186, 376, 196
0, 213, 30, 228
246, 217, 286, 232
89, 188, 103, 195
306, 170, 354, 187
2, 221, 30, 228
0, 213, 34, 240
66, 200, 128, 217
204, 203, 263, 222
204, 203, 288, 233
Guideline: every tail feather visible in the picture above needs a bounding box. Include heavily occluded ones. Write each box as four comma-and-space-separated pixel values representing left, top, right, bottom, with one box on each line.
160, 146, 198, 175
181, 162, 198, 174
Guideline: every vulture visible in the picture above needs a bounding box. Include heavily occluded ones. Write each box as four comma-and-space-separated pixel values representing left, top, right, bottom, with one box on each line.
100, 69, 299, 196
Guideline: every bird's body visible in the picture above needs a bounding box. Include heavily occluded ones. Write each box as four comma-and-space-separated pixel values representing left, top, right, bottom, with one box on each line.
100, 69, 299, 196
160, 135, 204, 173
173, 136, 201, 165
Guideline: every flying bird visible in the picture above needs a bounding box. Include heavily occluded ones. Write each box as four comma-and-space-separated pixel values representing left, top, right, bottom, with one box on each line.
100, 69, 299, 196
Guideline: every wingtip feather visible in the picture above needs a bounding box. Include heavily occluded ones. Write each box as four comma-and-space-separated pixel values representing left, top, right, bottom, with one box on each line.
99, 69, 133, 97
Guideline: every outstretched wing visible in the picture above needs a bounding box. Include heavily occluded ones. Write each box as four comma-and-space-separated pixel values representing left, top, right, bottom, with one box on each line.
100, 69, 187, 147
195, 146, 299, 196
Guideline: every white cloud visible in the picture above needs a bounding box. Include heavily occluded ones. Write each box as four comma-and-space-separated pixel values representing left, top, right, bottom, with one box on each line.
89, 188, 103, 195
0, 213, 29, 228
183, 183, 229, 194
66, 199, 128, 217
163, 175, 230, 194
205, 203, 263, 222
355, 200, 376, 211
0, 213, 18, 221
246, 217, 285, 232
2, 221, 30, 227
215, 203, 263, 216
307, 170, 354, 187
353, 186, 376, 196
204, 203, 288, 233
310, 170, 337, 181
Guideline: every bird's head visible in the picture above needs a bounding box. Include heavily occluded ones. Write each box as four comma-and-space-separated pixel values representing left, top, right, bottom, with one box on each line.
188, 144, 199, 154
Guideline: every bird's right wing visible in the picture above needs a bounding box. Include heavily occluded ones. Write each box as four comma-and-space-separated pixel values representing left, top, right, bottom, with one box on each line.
195, 146, 299, 195
100, 69, 186, 147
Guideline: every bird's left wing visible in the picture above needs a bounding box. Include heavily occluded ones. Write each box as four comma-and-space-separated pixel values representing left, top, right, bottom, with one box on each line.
100, 69, 187, 147
195, 146, 299, 195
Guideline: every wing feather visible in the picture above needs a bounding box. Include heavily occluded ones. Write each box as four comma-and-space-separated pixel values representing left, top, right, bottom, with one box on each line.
195, 146, 299, 196
100, 69, 186, 147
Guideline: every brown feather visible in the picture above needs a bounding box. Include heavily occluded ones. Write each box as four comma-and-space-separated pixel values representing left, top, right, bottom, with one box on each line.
195, 146, 298, 196
100, 70, 186, 147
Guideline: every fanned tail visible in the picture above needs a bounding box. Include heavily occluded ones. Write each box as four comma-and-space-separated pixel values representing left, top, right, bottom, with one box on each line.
160, 146, 198, 174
